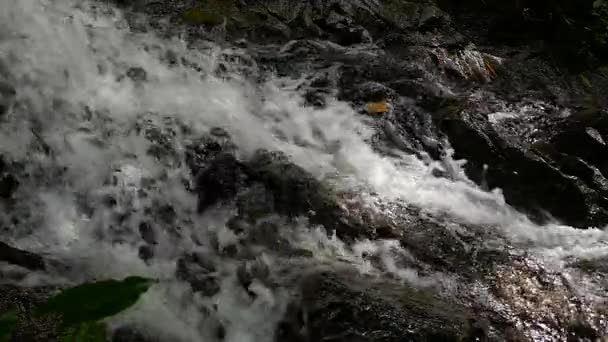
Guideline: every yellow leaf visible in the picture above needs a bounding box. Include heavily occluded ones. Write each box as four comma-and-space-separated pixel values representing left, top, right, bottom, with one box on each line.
484, 60, 497, 78
366, 101, 389, 114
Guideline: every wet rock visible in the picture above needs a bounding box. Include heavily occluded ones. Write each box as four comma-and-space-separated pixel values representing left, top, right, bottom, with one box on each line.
570, 108, 608, 138
138, 245, 154, 263
209, 127, 230, 138
0, 156, 18, 199
313, 11, 371, 46
0, 241, 45, 271
492, 257, 608, 340
185, 134, 236, 176
293, 271, 485, 342
379, 1, 450, 32
225, 216, 250, 234
195, 152, 248, 213
246, 150, 368, 240
135, 117, 179, 165
438, 110, 608, 227
0, 173, 18, 199
155, 204, 177, 225
138, 222, 157, 245
126, 66, 148, 83
176, 252, 220, 297
0, 79, 16, 116
237, 258, 271, 294
399, 218, 510, 278
551, 127, 608, 176
235, 182, 275, 222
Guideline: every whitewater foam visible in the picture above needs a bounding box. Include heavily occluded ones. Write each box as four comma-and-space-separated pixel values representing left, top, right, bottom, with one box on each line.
1, 0, 608, 339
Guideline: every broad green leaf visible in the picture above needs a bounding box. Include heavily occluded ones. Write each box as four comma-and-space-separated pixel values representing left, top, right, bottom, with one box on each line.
0, 310, 18, 342
60, 321, 107, 342
34, 276, 154, 327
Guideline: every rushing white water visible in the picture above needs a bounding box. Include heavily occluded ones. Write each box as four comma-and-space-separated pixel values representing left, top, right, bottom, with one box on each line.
1, 0, 607, 340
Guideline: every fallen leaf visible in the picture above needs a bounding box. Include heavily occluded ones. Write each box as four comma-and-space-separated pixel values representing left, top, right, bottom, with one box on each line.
484, 60, 497, 78
366, 101, 389, 114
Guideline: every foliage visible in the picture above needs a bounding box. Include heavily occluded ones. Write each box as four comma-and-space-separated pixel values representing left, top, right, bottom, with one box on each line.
0, 311, 17, 342
60, 322, 107, 342
34, 276, 153, 327
0, 276, 154, 342
592, 0, 608, 46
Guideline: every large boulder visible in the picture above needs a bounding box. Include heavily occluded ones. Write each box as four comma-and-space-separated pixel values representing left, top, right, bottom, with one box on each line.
437, 107, 608, 227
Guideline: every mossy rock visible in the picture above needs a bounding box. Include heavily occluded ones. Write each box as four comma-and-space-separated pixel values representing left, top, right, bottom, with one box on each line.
182, 8, 226, 26
423, 95, 468, 119
182, 0, 235, 26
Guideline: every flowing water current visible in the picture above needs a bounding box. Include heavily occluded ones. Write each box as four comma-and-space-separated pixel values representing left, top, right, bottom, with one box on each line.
1, 0, 607, 341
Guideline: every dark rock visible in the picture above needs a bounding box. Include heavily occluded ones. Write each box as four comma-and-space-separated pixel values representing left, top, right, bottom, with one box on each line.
189, 276, 221, 297
185, 134, 236, 176
551, 127, 608, 176
210, 127, 230, 138
195, 152, 248, 213
0, 156, 18, 199
438, 110, 608, 227
126, 67, 148, 83
0, 174, 17, 199
399, 218, 510, 278
138, 222, 157, 245
138, 245, 154, 263
235, 182, 275, 222
155, 204, 177, 225
313, 11, 371, 46
237, 258, 270, 295
225, 216, 250, 234
176, 252, 220, 296
246, 150, 368, 240
0, 241, 45, 271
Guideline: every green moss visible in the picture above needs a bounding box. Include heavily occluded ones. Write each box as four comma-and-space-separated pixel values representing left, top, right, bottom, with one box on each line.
182, 0, 235, 26
182, 8, 225, 26
424, 96, 468, 119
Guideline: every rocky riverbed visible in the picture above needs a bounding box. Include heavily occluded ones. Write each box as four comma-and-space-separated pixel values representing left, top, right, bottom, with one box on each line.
0, 0, 607, 341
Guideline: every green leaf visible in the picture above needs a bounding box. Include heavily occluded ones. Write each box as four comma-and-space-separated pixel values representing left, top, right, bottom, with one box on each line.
60, 321, 107, 342
34, 276, 154, 327
0, 310, 18, 342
